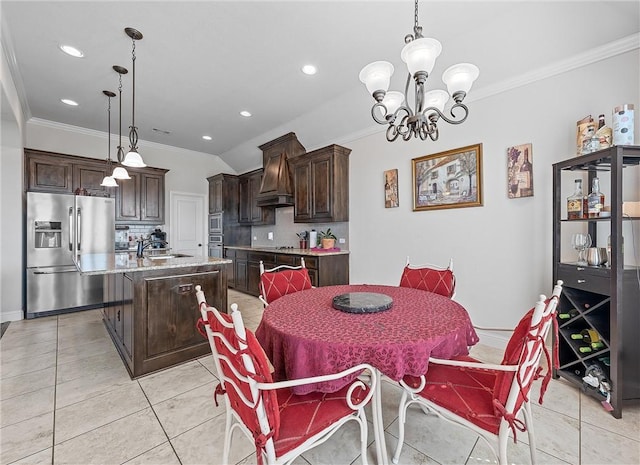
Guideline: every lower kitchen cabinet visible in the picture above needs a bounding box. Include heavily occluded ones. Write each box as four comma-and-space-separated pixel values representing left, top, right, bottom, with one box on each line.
225, 248, 349, 296
102, 264, 227, 378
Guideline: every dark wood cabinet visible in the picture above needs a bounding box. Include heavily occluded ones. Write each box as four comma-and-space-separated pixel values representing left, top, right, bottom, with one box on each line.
103, 263, 228, 378
552, 145, 640, 418
290, 144, 351, 223
238, 169, 275, 225
115, 167, 167, 224
25, 149, 168, 224
225, 247, 349, 296
208, 175, 225, 213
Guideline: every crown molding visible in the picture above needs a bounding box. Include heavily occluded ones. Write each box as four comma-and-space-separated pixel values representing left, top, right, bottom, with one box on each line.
468, 33, 639, 103
27, 117, 223, 159
1, 15, 31, 122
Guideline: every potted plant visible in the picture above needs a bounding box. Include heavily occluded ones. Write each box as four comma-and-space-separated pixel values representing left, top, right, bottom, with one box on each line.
319, 228, 337, 249
296, 231, 308, 249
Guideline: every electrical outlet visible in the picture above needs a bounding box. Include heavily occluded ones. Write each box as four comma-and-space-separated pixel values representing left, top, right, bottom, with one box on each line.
253, 236, 257, 241
339, 238, 346, 244
268, 232, 274, 240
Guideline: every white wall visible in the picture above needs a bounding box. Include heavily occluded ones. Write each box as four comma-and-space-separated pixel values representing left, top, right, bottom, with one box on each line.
346, 50, 639, 346
1, 33, 26, 322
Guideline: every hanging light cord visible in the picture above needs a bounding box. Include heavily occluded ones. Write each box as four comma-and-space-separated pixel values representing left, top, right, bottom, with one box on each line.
106, 95, 112, 171
128, 35, 138, 151
117, 72, 125, 162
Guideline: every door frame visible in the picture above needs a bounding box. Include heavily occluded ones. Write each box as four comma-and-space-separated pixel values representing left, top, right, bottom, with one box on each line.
169, 191, 207, 257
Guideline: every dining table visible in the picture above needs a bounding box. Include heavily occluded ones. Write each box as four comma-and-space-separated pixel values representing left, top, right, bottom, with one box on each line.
255, 283, 479, 464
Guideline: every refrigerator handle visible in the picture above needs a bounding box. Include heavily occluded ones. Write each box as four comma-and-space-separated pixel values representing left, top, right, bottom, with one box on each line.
77, 207, 82, 252
68, 207, 73, 251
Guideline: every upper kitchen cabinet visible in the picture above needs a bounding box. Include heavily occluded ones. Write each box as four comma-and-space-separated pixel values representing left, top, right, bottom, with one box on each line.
207, 173, 239, 221
25, 148, 109, 196
238, 169, 275, 226
115, 167, 168, 224
290, 144, 351, 223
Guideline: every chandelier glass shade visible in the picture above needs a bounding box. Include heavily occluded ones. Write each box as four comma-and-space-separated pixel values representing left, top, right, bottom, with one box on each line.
359, 0, 479, 142
123, 27, 146, 168
100, 90, 118, 188
112, 65, 131, 180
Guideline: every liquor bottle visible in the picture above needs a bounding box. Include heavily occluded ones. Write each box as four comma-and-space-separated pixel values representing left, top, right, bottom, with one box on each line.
558, 308, 579, 320
517, 148, 533, 196
596, 114, 612, 149
587, 177, 604, 218
567, 179, 585, 220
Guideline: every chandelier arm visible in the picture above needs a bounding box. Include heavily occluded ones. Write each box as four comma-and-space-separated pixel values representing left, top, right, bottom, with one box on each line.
441, 102, 470, 125
429, 126, 439, 141
371, 103, 390, 125
386, 125, 401, 142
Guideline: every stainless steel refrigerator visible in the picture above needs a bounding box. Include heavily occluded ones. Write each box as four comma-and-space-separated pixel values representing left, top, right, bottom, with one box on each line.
26, 192, 115, 318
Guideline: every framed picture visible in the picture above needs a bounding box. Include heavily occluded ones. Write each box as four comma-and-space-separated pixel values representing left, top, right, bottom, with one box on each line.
507, 143, 533, 198
412, 143, 483, 211
384, 169, 399, 208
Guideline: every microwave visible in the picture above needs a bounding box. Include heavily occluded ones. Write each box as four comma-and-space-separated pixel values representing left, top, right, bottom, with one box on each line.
209, 213, 223, 233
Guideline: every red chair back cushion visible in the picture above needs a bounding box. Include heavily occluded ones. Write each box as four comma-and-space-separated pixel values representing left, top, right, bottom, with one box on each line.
399, 265, 455, 298
260, 268, 313, 303
206, 311, 280, 440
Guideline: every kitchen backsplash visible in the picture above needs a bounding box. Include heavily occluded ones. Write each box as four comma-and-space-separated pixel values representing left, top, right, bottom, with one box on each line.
116, 224, 166, 248
251, 207, 349, 249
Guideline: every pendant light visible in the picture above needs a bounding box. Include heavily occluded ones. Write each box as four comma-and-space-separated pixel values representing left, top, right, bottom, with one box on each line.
122, 27, 146, 168
100, 90, 118, 187
112, 65, 131, 179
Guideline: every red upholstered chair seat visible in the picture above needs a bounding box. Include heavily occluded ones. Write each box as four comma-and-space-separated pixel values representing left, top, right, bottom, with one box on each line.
261, 268, 312, 304
399, 265, 456, 298
273, 383, 369, 457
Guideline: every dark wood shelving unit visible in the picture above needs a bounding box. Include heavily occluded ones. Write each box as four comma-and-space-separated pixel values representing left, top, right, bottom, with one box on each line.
552, 145, 640, 418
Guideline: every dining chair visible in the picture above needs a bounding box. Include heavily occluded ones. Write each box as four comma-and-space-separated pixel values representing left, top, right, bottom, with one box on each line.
259, 258, 313, 306
195, 285, 377, 465
392, 280, 563, 465
399, 256, 456, 298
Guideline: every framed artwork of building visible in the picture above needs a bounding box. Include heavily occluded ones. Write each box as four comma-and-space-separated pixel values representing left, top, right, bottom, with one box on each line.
507, 143, 533, 198
412, 143, 483, 211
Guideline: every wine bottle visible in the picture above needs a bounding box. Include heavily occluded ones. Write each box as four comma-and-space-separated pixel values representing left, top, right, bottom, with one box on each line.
579, 346, 593, 353
558, 308, 579, 320
517, 147, 533, 197
587, 177, 604, 218
567, 179, 585, 220
570, 329, 600, 343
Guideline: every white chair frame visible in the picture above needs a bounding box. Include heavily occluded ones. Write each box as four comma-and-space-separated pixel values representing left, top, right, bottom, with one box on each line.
392, 281, 563, 465
403, 256, 456, 299
258, 257, 309, 307
196, 285, 378, 465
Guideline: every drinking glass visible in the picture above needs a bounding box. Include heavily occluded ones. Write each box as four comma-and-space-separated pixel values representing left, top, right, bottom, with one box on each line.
571, 233, 592, 264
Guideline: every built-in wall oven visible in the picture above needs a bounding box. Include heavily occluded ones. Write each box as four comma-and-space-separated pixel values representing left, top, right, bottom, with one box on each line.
208, 233, 223, 258
208, 213, 223, 234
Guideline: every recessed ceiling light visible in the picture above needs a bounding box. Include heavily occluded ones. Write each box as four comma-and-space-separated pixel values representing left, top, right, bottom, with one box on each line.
202, 135, 212, 141
302, 64, 317, 75
59, 44, 84, 58
61, 99, 78, 106
240, 110, 252, 117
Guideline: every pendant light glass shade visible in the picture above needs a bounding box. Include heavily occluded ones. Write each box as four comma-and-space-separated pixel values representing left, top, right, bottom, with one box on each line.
400, 37, 442, 76
122, 149, 146, 168
359, 61, 394, 95
442, 63, 479, 96
100, 175, 118, 187
379, 91, 404, 116
112, 166, 131, 179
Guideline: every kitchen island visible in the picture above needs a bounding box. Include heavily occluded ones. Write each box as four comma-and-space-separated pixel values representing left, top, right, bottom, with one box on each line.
224, 246, 349, 295
77, 252, 231, 378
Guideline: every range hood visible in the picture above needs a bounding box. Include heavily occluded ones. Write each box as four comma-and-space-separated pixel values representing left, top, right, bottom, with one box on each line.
257, 133, 306, 207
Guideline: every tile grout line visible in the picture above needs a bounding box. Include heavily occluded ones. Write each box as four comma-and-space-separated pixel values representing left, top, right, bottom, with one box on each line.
52, 315, 59, 465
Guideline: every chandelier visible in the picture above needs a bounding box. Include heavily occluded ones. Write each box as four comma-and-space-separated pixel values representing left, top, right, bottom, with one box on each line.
122, 27, 146, 168
359, 0, 479, 142
100, 90, 118, 187
112, 65, 131, 180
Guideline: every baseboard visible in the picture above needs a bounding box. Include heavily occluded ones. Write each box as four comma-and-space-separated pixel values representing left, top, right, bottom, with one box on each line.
1, 310, 24, 323
474, 329, 510, 350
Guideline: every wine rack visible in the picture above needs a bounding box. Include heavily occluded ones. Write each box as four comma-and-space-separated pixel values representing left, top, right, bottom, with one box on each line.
552, 145, 640, 418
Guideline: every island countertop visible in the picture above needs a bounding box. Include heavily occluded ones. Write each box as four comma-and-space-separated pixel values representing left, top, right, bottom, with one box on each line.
224, 245, 349, 256
76, 252, 232, 275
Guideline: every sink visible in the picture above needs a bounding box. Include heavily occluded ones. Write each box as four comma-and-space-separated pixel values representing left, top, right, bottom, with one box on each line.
146, 253, 193, 260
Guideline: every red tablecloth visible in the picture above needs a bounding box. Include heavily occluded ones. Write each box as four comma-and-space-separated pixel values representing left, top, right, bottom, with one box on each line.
256, 284, 479, 394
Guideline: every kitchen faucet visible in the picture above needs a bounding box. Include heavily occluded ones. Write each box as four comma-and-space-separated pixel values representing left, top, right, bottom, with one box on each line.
136, 238, 169, 258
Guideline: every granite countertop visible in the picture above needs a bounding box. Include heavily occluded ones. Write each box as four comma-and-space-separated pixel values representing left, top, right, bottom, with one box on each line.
224, 245, 349, 256
76, 252, 232, 275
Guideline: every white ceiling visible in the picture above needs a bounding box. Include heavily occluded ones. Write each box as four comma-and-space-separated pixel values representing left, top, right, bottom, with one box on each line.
2, 1, 639, 173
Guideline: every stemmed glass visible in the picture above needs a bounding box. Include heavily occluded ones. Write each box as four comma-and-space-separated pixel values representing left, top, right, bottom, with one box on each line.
571, 233, 592, 264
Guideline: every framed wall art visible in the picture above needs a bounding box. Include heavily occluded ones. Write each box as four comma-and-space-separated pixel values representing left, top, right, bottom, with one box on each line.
507, 143, 533, 198
384, 169, 399, 208
412, 143, 483, 211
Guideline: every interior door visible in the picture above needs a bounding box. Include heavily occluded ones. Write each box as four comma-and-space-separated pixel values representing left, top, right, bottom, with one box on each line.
169, 192, 205, 257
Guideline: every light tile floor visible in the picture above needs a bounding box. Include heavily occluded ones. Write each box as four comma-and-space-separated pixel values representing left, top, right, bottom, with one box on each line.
1, 289, 638, 465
